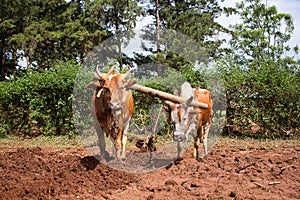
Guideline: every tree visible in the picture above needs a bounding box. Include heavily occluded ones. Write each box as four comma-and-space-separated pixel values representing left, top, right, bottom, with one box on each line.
229, 0, 296, 63
150, 0, 228, 59
1, 0, 143, 80
219, 0, 300, 137
0, 0, 32, 80
9, 0, 107, 72
135, 0, 228, 86
99, 0, 143, 69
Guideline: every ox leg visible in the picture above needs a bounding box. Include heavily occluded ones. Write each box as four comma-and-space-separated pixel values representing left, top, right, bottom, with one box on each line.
203, 124, 210, 156
95, 125, 109, 160
193, 137, 201, 159
194, 120, 203, 159
177, 141, 184, 159
203, 130, 208, 156
121, 119, 130, 159
112, 137, 123, 160
121, 133, 127, 159
111, 138, 117, 158
114, 130, 123, 160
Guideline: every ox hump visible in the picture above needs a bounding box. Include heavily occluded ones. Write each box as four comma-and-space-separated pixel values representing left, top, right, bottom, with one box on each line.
196, 87, 209, 94
181, 82, 194, 99
108, 74, 118, 80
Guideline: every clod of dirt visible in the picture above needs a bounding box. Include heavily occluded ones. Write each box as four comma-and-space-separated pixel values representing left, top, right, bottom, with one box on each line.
164, 179, 178, 186
229, 191, 236, 197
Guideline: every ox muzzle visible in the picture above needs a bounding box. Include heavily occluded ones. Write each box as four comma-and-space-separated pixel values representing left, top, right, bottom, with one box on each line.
173, 133, 187, 142
109, 101, 122, 111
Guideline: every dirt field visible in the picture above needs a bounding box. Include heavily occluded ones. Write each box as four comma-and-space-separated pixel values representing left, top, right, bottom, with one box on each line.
0, 138, 299, 200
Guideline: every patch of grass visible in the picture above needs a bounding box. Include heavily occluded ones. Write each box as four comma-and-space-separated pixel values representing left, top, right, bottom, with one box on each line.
217, 136, 300, 149
0, 134, 298, 150
0, 135, 83, 148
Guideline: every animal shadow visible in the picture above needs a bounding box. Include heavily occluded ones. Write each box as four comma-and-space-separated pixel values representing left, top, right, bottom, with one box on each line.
165, 157, 183, 169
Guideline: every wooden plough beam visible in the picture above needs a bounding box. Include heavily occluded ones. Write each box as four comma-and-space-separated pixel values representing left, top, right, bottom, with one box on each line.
129, 84, 208, 109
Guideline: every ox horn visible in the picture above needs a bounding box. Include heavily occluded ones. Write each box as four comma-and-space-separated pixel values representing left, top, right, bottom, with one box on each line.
107, 65, 116, 75
173, 89, 179, 96
122, 65, 131, 80
164, 100, 176, 109
94, 65, 102, 80
183, 96, 194, 107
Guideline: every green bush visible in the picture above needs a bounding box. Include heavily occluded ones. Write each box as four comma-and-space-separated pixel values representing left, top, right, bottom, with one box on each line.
219, 59, 300, 138
0, 62, 79, 137
0, 60, 210, 139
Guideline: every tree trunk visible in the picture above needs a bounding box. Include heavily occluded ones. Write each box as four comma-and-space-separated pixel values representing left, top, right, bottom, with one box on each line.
0, 40, 5, 81
155, 0, 163, 76
155, 0, 160, 53
223, 90, 234, 135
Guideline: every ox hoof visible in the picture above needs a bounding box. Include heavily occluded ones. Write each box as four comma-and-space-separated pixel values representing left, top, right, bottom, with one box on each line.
115, 156, 125, 162
174, 157, 183, 164
99, 150, 111, 161
113, 150, 126, 162
196, 157, 204, 162
146, 162, 155, 170
114, 155, 125, 161
120, 153, 127, 161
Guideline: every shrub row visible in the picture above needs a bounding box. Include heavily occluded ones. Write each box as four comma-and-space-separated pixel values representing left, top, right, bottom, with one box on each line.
0, 62, 79, 137
221, 60, 300, 138
1, 60, 298, 139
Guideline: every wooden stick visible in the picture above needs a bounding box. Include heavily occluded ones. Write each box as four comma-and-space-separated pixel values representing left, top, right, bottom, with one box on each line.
236, 163, 255, 173
129, 84, 208, 109
252, 182, 265, 188
268, 181, 280, 185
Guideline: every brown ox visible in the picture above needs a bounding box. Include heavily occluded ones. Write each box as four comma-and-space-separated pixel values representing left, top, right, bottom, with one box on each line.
87, 66, 134, 160
165, 83, 212, 159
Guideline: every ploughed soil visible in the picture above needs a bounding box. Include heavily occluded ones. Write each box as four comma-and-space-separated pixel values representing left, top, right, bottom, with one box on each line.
0, 138, 299, 200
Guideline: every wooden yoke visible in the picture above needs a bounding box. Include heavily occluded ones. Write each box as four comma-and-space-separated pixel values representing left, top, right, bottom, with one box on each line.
129, 84, 208, 109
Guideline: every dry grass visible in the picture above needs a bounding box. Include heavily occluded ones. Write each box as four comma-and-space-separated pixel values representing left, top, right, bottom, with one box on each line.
0, 135, 83, 148
217, 136, 300, 149
0, 134, 298, 149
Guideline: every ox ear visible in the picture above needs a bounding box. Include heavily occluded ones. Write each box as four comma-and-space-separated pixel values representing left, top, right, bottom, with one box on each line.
87, 82, 98, 90
163, 105, 170, 112
164, 101, 176, 110
183, 96, 193, 108
163, 101, 176, 124
162, 104, 172, 123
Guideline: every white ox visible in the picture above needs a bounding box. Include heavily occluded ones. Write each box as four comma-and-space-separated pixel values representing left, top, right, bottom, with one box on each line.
165, 82, 212, 159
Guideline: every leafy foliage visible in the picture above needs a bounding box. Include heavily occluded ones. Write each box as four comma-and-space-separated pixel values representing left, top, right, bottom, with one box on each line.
0, 62, 79, 137
219, 0, 300, 138
0, 0, 142, 80
144, 0, 228, 60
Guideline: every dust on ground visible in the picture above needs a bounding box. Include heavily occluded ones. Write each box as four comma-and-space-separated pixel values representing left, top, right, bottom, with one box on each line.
0, 138, 299, 200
